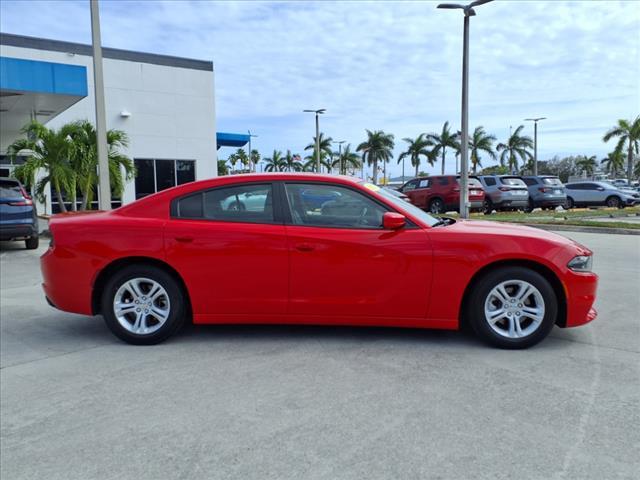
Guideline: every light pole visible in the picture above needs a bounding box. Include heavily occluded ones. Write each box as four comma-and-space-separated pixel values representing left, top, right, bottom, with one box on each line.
334, 140, 346, 174
90, 0, 111, 210
437, 0, 493, 218
303, 109, 326, 173
247, 130, 258, 172
524, 117, 546, 175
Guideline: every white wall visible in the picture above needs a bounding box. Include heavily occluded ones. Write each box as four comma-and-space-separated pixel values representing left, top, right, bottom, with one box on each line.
0, 44, 217, 211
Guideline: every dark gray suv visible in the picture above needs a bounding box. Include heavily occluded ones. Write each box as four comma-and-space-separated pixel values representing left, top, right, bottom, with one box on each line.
522, 176, 567, 211
476, 175, 529, 214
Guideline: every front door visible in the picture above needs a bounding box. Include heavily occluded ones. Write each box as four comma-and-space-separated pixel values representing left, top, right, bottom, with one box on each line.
283, 182, 432, 320
164, 182, 288, 316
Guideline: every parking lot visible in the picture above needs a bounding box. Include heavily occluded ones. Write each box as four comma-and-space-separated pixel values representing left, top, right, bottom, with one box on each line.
1, 231, 639, 480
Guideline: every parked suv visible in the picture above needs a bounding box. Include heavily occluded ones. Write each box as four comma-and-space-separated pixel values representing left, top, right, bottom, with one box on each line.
0, 178, 39, 249
564, 181, 639, 209
398, 175, 485, 214
476, 175, 529, 214
522, 175, 567, 211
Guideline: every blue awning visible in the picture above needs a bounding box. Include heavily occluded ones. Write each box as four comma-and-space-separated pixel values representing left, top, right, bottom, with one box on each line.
216, 132, 250, 149
1, 56, 87, 96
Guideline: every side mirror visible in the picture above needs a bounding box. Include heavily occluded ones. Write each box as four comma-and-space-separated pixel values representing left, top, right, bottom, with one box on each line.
383, 212, 406, 230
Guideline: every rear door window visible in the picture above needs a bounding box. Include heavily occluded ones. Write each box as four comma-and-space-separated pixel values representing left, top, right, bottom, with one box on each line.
483, 177, 496, 186
418, 179, 431, 188
522, 178, 538, 186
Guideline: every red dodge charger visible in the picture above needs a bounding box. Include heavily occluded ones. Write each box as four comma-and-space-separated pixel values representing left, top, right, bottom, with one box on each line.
41, 173, 598, 348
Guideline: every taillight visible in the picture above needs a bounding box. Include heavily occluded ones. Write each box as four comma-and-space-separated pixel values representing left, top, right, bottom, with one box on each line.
453, 187, 460, 192
538, 187, 551, 193
498, 186, 511, 192
8, 199, 32, 206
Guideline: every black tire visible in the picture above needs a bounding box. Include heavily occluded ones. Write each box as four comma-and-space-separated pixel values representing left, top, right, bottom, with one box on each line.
101, 265, 186, 345
429, 198, 445, 214
466, 266, 557, 349
482, 198, 493, 215
606, 196, 622, 209
565, 197, 574, 209
524, 197, 534, 213
227, 201, 246, 211
25, 235, 39, 250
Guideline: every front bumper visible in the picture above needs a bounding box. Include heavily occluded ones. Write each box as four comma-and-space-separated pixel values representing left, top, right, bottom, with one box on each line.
563, 270, 598, 328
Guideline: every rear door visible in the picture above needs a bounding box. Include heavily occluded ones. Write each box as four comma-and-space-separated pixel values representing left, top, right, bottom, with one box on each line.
164, 182, 289, 316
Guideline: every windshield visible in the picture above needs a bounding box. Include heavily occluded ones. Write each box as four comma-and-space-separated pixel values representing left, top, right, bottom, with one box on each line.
361, 182, 440, 227
542, 177, 563, 186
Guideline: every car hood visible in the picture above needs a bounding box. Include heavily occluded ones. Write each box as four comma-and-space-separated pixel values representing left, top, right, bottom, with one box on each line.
443, 219, 591, 253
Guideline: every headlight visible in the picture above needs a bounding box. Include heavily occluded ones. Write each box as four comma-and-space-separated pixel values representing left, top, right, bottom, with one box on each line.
568, 255, 592, 272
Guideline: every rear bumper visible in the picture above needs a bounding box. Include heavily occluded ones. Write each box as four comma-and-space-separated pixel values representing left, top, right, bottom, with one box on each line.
41, 246, 94, 315
495, 198, 528, 208
0, 223, 37, 240
563, 271, 598, 328
535, 197, 566, 207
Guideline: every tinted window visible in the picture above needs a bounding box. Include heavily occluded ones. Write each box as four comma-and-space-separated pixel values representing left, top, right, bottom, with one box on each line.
401, 180, 419, 192
134, 159, 155, 199
177, 193, 203, 218
156, 160, 176, 192
0, 180, 22, 199
565, 183, 588, 190
285, 183, 386, 229
484, 177, 496, 186
542, 177, 562, 186
438, 177, 449, 186
500, 177, 527, 187
523, 178, 538, 186
176, 160, 195, 185
204, 184, 273, 223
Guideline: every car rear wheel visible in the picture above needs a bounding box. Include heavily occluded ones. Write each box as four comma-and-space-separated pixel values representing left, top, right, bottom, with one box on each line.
25, 235, 39, 250
606, 196, 622, 208
482, 198, 493, 215
524, 197, 534, 213
429, 198, 444, 214
565, 197, 574, 209
466, 267, 557, 349
102, 265, 186, 345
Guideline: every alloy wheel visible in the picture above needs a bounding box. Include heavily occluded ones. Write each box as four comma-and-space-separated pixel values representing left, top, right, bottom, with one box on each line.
483, 280, 545, 339
113, 277, 171, 335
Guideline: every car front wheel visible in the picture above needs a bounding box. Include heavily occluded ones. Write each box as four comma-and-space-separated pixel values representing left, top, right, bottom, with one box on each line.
466, 267, 557, 349
482, 199, 493, 215
606, 196, 622, 208
429, 198, 444, 214
102, 265, 186, 345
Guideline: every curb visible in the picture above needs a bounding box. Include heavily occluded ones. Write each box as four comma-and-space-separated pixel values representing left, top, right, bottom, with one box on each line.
524, 223, 640, 236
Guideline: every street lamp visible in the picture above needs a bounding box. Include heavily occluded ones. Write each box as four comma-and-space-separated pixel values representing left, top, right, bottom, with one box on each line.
303, 109, 326, 173
437, 0, 493, 218
333, 140, 346, 174
247, 130, 258, 172
524, 117, 546, 176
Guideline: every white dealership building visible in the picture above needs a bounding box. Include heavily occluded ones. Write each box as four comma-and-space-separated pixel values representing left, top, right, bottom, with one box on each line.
1, 33, 247, 213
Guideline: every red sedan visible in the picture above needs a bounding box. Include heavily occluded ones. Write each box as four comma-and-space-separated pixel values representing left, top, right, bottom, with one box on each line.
41, 174, 597, 348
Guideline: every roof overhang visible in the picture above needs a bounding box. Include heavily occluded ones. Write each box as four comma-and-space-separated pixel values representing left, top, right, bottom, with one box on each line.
216, 132, 250, 149
0, 56, 87, 133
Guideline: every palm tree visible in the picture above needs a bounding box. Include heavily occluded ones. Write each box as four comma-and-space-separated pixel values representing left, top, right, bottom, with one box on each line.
468, 126, 497, 173
496, 125, 533, 172
304, 132, 333, 172
398, 134, 434, 178
283, 150, 303, 172
66, 120, 134, 210
356, 130, 395, 184
331, 144, 360, 175
601, 151, 625, 177
8, 120, 78, 212
264, 150, 285, 172
603, 117, 640, 180
249, 149, 260, 172
427, 121, 459, 175
575, 155, 598, 176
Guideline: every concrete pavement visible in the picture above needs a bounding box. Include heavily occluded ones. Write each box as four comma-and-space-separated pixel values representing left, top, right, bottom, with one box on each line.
1, 231, 639, 480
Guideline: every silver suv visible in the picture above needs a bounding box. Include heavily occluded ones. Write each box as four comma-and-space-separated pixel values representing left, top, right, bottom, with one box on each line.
522, 175, 567, 211
564, 181, 639, 209
476, 175, 529, 214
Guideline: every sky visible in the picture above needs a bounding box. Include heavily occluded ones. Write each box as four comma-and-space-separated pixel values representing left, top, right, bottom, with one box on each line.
1, 0, 639, 177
